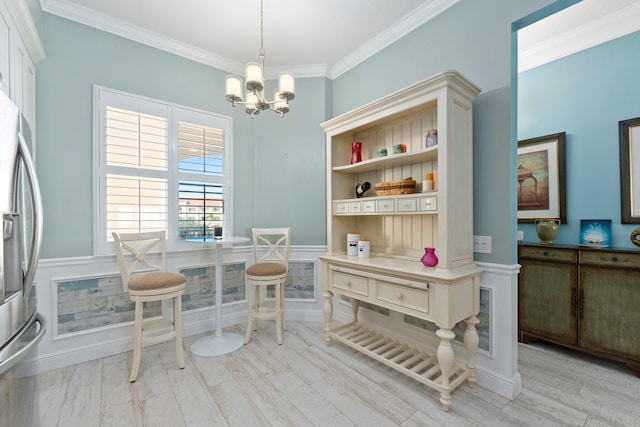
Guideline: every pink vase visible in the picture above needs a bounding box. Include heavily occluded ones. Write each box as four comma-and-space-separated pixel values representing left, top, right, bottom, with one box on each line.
421, 247, 438, 267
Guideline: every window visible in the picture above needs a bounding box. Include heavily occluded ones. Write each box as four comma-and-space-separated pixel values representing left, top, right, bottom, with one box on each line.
94, 86, 232, 255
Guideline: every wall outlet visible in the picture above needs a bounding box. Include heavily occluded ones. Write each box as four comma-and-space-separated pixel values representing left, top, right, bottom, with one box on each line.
473, 235, 492, 254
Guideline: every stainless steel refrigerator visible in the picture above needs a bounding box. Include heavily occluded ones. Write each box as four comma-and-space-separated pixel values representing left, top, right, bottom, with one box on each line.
0, 89, 45, 375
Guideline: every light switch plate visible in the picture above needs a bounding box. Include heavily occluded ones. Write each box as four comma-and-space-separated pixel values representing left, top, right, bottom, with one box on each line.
473, 235, 491, 254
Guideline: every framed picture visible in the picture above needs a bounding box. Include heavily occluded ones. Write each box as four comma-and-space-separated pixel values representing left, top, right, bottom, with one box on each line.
619, 117, 640, 223
580, 219, 612, 247
517, 132, 567, 223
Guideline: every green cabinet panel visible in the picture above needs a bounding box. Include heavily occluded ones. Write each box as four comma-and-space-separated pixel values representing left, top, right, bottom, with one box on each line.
519, 259, 577, 344
518, 244, 640, 374
580, 266, 640, 360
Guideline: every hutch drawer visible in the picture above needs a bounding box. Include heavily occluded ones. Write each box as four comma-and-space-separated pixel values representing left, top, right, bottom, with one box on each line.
329, 268, 368, 298
396, 198, 417, 212
419, 196, 437, 212
375, 279, 429, 316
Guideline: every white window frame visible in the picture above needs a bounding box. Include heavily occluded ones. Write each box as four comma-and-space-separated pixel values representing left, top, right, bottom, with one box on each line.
93, 85, 233, 255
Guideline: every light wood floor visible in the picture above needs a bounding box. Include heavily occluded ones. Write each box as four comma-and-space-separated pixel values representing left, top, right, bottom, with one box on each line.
1, 321, 639, 426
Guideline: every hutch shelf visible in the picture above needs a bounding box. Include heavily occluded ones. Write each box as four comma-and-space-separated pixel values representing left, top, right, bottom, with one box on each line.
320, 71, 483, 411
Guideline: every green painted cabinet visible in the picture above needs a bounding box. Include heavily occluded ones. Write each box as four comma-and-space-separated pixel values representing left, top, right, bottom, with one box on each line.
518, 244, 640, 374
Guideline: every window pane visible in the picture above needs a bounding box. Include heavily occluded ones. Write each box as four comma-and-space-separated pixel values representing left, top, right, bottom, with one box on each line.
106, 107, 168, 171
106, 174, 168, 238
178, 181, 223, 239
178, 121, 224, 176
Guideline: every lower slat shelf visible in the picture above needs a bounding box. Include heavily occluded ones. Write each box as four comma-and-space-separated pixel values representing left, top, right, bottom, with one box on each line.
330, 322, 472, 395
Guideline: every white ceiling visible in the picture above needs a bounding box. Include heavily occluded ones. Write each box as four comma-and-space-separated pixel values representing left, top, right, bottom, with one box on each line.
519, 0, 640, 72
39, 0, 452, 78
40, 0, 640, 78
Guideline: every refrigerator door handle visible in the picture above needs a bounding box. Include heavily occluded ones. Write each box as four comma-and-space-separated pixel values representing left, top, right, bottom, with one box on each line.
17, 131, 43, 297
0, 313, 46, 375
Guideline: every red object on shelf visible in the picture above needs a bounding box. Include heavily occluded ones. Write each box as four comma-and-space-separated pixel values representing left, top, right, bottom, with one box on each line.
351, 142, 362, 164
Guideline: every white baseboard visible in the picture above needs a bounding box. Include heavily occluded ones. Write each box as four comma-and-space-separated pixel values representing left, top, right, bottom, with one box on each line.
476, 367, 522, 400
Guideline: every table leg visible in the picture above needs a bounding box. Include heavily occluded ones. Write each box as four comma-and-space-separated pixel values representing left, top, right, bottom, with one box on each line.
351, 298, 360, 323
190, 242, 244, 357
323, 290, 333, 346
436, 328, 455, 412
464, 315, 480, 388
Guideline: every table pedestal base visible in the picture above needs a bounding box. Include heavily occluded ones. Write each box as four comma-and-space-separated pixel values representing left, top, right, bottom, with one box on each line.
191, 332, 244, 357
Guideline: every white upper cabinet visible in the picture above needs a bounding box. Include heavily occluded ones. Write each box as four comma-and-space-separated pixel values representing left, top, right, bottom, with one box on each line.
0, 0, 45, 128
321, 71, 481, 274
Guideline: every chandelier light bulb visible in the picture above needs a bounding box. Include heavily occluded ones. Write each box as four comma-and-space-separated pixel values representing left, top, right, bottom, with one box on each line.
245, 92, 260, 117
225, 75, 243, 103
273, 90, 289, 116
245, 62, 264, 92
278, 72, 295, 100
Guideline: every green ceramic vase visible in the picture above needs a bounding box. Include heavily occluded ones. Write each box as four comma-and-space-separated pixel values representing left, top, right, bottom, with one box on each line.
535, 218, 560, 244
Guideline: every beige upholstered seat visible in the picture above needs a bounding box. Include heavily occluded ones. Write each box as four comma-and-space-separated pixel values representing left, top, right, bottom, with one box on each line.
112, 231, 186, 382
244, 227, 291, 345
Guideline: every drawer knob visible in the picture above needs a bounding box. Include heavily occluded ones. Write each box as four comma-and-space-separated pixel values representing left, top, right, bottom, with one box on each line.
396, 292, 404, 300
612, 256, 618, 262
346, 281, 351, 287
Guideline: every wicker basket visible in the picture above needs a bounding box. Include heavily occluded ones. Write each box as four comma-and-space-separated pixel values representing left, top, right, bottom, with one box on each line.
374, 178, 416, 196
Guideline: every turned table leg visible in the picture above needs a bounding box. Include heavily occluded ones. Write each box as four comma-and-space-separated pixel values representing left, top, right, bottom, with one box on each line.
351, 298, 360, 323
464, 315, 480, 388
436, 328, 455, 412
323, 290, 333, 346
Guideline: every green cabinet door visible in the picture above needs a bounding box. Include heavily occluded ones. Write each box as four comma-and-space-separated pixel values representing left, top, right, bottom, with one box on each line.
580, 265, 640, 361
519, 246, 578, 345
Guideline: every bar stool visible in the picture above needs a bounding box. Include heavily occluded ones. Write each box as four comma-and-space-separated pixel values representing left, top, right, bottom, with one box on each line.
244, 227, 291, 345
112, 231, 186, 382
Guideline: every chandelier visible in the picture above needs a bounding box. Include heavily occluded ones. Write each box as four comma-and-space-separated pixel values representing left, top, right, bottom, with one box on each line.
224, 0, 295, 118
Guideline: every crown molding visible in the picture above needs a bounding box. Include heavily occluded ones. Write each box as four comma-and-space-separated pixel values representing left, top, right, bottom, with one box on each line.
40, 0, 456, 80
5, 0, 45, 63
265, 64, 329, 79
329, 0, 460, 79
40, 0, 245, 73
518, 1, 640, 73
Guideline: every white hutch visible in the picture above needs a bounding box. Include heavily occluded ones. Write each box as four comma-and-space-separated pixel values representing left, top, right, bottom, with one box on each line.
319, 71, 482, 411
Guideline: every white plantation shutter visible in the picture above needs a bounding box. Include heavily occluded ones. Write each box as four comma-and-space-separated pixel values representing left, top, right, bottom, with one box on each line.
104, 107, 169, 237
94, 86, 232, 255
178, 121, 224, 176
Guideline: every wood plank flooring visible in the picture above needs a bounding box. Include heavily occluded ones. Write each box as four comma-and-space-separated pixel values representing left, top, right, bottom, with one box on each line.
1, 321, 639, 426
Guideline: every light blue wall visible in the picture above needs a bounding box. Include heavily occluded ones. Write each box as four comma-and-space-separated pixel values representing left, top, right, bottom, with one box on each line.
333, 0, 555, 264
38, 1, 593, 262
36, 14, 328, 258
518, 30, 640, 249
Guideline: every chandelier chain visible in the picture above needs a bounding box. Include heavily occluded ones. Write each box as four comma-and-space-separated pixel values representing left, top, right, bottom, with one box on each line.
259, 0, 265, 60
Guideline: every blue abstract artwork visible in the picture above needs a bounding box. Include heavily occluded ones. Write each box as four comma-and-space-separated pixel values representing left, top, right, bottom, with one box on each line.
580, 219, 612, 247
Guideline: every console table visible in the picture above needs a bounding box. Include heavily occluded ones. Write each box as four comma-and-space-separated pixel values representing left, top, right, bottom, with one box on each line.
518, 243, 640, 375
320, 255, 482, 411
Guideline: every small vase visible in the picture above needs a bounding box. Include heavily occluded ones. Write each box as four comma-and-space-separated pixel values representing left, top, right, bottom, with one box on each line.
630, 227, 640, 248
535, 218, 560, 244
351, 142, 362, 164
421, 247, 438, 267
